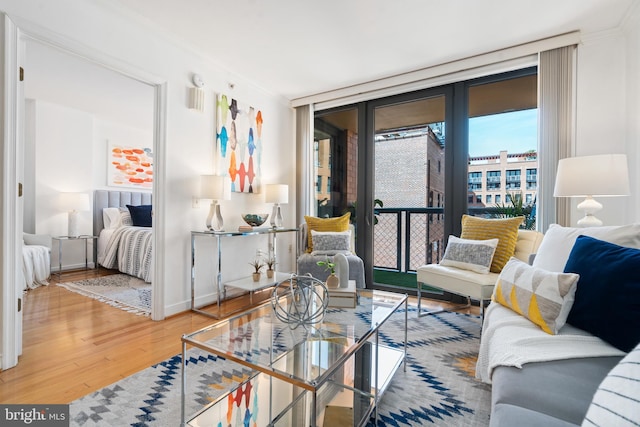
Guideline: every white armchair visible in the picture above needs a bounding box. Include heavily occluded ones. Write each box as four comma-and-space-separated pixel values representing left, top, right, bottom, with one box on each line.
416, 229, 544, 317
23, 232, 52, 289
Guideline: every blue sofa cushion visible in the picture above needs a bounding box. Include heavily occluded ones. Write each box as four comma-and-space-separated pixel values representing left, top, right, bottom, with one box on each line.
564, 235, 640, 352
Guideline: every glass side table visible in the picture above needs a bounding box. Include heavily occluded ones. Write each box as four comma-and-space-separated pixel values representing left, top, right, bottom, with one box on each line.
52, 235, 98, 277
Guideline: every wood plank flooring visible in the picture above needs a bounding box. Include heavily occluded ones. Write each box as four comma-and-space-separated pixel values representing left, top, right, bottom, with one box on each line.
0, 268, 478, 404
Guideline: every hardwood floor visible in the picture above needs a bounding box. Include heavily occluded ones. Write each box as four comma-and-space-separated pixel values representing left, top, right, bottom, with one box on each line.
0, 269, 478, 404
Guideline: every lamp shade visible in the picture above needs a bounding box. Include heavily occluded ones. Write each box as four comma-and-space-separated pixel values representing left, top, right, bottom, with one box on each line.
200, 175, 230, 200
265, 184, 289, 204
553, 154, 630, 197
59, 192, 90, 212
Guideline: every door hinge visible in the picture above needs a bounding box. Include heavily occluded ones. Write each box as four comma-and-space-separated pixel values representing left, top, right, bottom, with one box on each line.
18, 182, 22, 197
18, 298, 22, 312
19, 67, 24, 82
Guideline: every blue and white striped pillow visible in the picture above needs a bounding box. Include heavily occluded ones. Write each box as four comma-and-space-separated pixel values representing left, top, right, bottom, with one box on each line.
582, 343, 640, 426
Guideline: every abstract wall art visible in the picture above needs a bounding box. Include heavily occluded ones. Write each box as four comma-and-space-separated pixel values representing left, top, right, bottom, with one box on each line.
107, 141, 154, 188
216, 94, 263, 193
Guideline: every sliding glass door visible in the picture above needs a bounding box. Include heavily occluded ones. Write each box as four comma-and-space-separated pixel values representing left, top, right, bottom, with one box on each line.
312, 67, 537, 295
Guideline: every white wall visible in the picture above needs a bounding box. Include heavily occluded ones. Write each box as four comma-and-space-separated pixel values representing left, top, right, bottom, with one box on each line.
571, 15, 639, 226
0, 0, 296, 317
624, 4, 640, 224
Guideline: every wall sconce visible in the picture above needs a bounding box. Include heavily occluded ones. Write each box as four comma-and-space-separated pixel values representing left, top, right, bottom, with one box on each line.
200, 175, 231, 231
265, 184, 288, 229
553, 154, 630, 227
189, 73, 205, 112
59, 192, 90, 237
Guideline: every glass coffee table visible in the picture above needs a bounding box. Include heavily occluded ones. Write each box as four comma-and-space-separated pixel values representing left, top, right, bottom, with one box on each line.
181, 287, 407, 426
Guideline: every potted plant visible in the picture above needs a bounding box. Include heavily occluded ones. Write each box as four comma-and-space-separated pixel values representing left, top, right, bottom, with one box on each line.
265, 257, 276, 279
317, 258, 339, 288
249, 259, 265, 282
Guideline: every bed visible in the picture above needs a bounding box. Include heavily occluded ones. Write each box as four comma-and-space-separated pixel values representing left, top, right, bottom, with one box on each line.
93, 190, 153, 283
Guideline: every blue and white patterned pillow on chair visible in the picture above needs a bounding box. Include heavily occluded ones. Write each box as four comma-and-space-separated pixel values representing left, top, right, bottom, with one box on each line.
310, 230, 351, 256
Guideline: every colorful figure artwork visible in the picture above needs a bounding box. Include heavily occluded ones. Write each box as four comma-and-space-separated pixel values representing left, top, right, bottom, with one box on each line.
226, 380, 257, 427
107, 142, 153, 188
216, 94, 263, 193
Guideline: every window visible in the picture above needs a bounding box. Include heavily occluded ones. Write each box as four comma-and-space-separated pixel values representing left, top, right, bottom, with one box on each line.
526, 193, 533, 204
486, 171, 501, 190
527, 168, 537, 190
468, 171, 482, 191
495, 194, 501, 204
506, 169, 521, 190
486, 194, 492, 204
326, 177, 331, 194
316, 176, 321, 192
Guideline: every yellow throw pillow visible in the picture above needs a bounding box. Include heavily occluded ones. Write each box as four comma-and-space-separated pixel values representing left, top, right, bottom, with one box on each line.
304, 213, 351, 253
460, 214, 523, 273
493, 257, 579, 334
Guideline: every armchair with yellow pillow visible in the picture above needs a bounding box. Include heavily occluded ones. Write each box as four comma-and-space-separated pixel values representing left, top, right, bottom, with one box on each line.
416, 215, 543, 317
297, 213, 366, 288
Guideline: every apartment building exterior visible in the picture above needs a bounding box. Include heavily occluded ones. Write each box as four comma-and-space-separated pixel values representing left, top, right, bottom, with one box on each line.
468, 150, 538, 208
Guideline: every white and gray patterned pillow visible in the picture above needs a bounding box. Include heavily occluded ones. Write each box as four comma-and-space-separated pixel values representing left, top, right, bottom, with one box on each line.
310, 230, 351, 256
439, 235, 499, 274
119, 208, 133, 227
582, 342, 640, 426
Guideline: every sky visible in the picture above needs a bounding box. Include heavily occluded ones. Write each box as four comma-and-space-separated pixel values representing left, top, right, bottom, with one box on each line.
468, 109, 537, 157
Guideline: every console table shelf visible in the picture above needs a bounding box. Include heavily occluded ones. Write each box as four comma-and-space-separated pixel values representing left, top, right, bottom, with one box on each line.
190, 228, 299, 319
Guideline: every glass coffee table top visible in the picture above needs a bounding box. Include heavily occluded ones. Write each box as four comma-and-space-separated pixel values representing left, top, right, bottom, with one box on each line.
182, 288, 407, 389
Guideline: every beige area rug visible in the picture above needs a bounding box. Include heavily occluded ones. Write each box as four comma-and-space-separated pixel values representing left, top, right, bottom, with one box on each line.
57, 274, 151, 316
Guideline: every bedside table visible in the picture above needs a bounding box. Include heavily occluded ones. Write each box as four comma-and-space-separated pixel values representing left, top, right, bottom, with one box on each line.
52, 235, 98, 276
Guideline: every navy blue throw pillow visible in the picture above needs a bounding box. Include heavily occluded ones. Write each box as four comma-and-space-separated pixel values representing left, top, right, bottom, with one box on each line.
127, 204, 152, 227
564, 235, 640, 352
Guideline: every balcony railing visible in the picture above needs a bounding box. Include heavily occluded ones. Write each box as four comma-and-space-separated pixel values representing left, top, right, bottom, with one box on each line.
373, 207, 521, 277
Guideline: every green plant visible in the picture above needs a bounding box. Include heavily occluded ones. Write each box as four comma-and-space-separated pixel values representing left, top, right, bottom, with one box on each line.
249, 259, 265, 273
316, 258, 336, 274
265, 257, 276, 270
492, 191, 536, 230
344, 198, 384, 225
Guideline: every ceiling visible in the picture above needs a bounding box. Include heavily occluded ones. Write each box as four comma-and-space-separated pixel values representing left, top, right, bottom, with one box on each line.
106, 0, 636, 101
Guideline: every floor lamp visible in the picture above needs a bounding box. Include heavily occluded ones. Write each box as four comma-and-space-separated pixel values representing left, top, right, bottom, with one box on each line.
553, 154, 630, 227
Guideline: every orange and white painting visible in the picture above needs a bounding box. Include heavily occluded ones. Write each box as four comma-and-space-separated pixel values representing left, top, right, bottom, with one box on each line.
108, 142, 153, 188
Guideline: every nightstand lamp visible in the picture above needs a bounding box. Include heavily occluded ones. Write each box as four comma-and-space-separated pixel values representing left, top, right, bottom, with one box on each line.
59, 192, 90, 238
200, 175, 230, 231
265, 184, 288, 229
553, 154, 630, 227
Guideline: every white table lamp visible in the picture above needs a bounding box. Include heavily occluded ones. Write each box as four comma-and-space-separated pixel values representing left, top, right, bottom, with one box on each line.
265, 184, 288, 228
59, 192, 90, 237
201, 175, 230, 231
553, 154, 630, 227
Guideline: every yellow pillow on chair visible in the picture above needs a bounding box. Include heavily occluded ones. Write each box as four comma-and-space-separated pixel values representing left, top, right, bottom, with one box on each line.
304, 213, 351, 253
460, 214, 523, 273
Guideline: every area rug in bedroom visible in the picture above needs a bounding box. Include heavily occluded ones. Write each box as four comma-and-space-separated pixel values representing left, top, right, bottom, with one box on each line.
70, 309, 491, 426
57, 274, 151, 316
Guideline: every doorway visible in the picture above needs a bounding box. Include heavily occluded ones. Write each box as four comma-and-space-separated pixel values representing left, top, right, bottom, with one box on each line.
2, 15, 167, 370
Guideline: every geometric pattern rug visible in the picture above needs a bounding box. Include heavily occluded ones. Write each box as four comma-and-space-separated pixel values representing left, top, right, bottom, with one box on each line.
57, 274, 151, 316
70, 308, 491, 426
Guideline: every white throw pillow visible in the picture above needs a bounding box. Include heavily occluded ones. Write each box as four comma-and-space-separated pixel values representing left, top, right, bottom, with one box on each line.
310, 230, 351, 256
582, 343, 640, 426
439, 235, 499, 274
532, 223, 640, 272
103, 207, 122, 229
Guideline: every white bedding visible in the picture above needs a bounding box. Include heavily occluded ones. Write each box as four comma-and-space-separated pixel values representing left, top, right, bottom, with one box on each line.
475, 303, 625, 384
100, 225, 153, 283
23, 245, 50, 289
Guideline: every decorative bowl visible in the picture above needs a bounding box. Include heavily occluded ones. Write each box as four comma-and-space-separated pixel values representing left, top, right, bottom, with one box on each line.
241, 213, 269, 227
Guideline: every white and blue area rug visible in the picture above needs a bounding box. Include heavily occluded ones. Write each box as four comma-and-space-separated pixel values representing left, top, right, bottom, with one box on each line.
57, 274, 151, 316
70, 309, 491, 426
